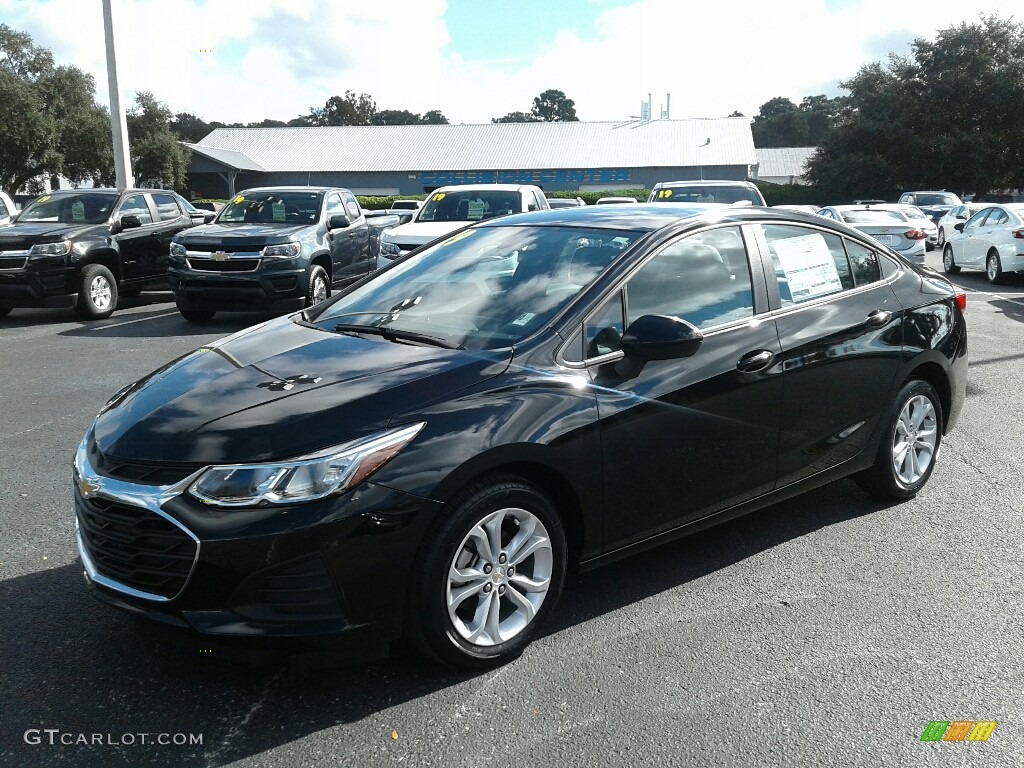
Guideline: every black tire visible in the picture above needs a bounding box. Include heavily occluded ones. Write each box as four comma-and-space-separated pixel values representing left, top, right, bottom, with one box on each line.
0, 306, 11, 318
855, 379, 943, 500
986, 250, 1005, 285
179, 308, 215, 323
942, 244, 960, 275
937, 227, 946, 248
74, 264, 118, 320
306, 265, 329, 308
407, 476, 567, 668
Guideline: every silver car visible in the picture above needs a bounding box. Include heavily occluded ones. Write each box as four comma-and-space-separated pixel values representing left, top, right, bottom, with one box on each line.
817, 206, 927, 264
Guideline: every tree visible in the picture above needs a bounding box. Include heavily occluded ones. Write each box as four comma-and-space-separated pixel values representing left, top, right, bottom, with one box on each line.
751, 95, 848, 148
531, 89, 577, 121
127, 92, 190, 189
373, 109, 423, 126
806, 14, 1024, 200
307, 90, 377, 126
492, 111, 539, 123
421, 109, 449, 125
0, 24, 112, 194
728, 110, 745, 118
169, 112, 211, 143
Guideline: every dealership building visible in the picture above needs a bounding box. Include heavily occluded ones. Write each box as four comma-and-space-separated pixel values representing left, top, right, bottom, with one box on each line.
184, 118, 758, 198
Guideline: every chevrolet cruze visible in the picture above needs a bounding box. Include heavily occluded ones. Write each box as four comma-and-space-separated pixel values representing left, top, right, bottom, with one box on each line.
73, 205, 967, 667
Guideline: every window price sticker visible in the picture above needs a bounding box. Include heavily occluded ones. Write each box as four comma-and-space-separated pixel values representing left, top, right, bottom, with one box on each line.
772, 234, 843, 301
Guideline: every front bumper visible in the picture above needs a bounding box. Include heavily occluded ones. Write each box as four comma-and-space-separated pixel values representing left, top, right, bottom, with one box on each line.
0, 256, 75, 307
169, 266, 309, 313
73, 435, 440, 648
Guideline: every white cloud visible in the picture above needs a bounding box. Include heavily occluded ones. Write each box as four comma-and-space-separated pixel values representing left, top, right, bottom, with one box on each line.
0, 0, 1012, 126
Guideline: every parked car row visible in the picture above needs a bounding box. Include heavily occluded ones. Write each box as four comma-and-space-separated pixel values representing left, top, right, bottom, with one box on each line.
72, 201, 968, 667
941, 202, 1024, 284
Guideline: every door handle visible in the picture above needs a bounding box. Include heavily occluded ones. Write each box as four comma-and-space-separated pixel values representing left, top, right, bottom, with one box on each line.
865, 310, 892, 327
346, 232, 358, 238
736, 349, 774, 373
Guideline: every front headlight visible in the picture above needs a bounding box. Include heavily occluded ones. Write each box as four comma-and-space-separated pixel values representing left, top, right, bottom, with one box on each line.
379, 239, 401, 257
188, 423, 425, 507
170, 242, 187, 257
29, 240, 71, 257
261, 242, 301, 259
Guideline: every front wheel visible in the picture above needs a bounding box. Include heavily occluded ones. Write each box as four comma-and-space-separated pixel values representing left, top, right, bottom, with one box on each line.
306, 265, 329, 308
937, 227, 946, 248
942, 244, 960, 275
75, 264, 118, 320
986, 250, 1005, 285
408, 477, 567, 668
855, 379, 942, 500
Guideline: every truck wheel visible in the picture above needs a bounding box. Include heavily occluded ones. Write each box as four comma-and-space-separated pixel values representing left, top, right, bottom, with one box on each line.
179, 308, 215, 323
306, 265, 329, 308
75, 264, 118, 320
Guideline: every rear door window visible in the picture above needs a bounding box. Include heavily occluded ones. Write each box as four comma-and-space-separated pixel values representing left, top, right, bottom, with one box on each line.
152, 193, 182, 222
762, 224, 853, 305
843, 240, 882, 286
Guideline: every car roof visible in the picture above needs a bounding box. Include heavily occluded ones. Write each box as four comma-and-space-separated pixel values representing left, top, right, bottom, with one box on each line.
237, 186, 338, 194
654, 180, 758, 188
432, 184, 534, 193
475, 203, 793, 231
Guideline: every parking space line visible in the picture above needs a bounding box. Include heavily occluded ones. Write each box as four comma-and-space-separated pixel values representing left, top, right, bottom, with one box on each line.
87, 311, 179, 331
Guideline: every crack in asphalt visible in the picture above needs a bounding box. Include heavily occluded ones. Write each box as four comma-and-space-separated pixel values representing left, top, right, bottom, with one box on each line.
202, 675, 279, 767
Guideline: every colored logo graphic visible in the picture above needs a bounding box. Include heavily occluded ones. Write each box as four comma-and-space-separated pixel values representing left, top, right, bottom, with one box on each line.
920, 721, 997, 742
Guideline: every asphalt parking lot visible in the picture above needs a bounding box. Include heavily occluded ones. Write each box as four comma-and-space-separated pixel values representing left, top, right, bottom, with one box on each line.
2, 251, 1023, 767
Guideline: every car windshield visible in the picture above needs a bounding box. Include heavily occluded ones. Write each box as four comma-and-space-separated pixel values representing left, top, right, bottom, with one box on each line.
417, 190, 521, 222
308, 225, 643, 350
841, 209, 907, 224
653, 185, 762, 205
390, 201, 420, 210
896, 206, 929, 220
18, 192, 119, 225
915, 193, 960, 206
217, 191, 323, 224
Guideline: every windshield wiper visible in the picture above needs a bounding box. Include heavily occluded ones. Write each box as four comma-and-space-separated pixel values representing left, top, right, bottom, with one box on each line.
332, 323, 461, 349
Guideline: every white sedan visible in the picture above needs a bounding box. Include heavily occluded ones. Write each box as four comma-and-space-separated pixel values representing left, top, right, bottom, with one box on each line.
936, 203, 985, 248
817, 205, 927, 264
942, 203, 1024, 284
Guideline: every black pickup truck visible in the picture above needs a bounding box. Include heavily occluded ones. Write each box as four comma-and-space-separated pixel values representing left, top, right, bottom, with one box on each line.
0, 188, 203, 319
168, 187, 403, 322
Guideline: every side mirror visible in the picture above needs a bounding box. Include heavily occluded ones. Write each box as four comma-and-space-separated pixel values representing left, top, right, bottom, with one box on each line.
114, 214, 142, 233
620, 314, 703, 361
954, 222, 965, 232
397, 212, 413, 225
203, 212, 216, 224
328, 213, 351, 230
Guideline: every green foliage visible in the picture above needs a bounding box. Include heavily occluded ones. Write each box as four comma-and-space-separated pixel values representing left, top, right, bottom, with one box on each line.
755, 182, 823, 206
373, 108, 450, 126
308, 90, 377, 126
807, 14, 1024, 200
751, 94, 849, 148
127, 92, 190, 189
492, 111, 538, 124
0, 24, 112, 194
531, 89, 578, 121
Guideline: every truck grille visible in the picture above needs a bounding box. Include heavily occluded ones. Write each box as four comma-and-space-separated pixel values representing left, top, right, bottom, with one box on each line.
187, 258, 260, 272
76, 494, 197, 599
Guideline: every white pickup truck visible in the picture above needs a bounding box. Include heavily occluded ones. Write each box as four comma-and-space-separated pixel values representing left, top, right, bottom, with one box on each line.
377, 183, 549, 265
0, 191, 18, 226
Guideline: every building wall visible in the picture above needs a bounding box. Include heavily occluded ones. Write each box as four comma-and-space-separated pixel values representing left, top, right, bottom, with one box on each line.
186, 165, 750, 199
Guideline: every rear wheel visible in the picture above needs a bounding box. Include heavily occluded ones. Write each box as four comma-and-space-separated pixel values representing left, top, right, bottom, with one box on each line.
942, 244, 960, 275
856, 379, 942, 500
408, 477, 567, 668
179, 308, 215, 323
986, 250, 1005, 285
75, 264, 118, 320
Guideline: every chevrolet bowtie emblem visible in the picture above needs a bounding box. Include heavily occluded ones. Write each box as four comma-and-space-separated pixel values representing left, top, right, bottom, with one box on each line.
77, 476, 101, 498
211, 251, 230, 261
258, 374, 323, 392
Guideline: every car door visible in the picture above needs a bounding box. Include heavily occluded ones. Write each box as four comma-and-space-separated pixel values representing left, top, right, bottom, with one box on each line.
755, 223, 903, 487
150, 193, 190, 277
980, 208, 1009, 258
114, 193, 161, 282
328, 192, 372, 284
585, 224, 783, 549
960, 208, 992, 266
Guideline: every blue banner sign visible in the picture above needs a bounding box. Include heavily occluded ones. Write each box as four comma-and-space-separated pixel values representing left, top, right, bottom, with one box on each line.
417, 169, 631, 186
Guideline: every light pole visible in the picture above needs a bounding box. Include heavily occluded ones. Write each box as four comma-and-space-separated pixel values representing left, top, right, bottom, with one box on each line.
102, 0, 134, 190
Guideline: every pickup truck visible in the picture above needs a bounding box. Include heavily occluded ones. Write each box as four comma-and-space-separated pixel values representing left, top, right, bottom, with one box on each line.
377, 183, 550, 265
0, 188, 201, 319
0, 191, 17, 226
168, 186, 401, 322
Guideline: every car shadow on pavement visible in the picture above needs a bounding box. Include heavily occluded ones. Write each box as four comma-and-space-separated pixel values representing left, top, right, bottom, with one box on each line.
989, 298, 1024, 325
57, 311, 272, 339
0, 294, 177, 328
0, 479, 889, 768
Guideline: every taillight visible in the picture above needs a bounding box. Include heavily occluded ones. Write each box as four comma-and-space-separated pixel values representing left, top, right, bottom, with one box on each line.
1012, 228, 1024, 239
954, 292, 966, 312
904, 229, 927, 240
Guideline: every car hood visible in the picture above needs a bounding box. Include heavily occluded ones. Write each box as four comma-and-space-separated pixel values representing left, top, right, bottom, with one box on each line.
0, 222, 103, 243
384, 220, 468, 244
175, 222, 311, 248
92, 316, 511, 465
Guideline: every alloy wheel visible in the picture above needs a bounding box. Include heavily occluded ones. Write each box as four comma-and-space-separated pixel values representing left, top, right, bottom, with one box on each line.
312, 275, 327, 304
891, 394, 937, 485
90, 275, 112, 311
446, 506, 553, 647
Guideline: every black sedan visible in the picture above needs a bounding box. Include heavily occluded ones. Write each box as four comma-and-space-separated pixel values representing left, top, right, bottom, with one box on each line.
73, 205, 968, 667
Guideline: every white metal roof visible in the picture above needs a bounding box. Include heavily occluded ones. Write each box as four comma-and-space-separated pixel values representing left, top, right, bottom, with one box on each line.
196, 119, 756, 172
754, 147, 816, 178
184, 143, 265, 172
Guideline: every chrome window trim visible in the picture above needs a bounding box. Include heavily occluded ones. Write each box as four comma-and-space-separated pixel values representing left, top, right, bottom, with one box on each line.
73, 434, 204, 603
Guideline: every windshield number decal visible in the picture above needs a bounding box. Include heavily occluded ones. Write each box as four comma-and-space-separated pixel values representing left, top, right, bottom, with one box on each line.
658, 189, 673, 198
433, 193, 446, 201
233, 195, 245, 205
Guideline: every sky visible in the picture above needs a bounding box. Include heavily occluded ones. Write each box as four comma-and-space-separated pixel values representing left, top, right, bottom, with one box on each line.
0, 0, 1012, 127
